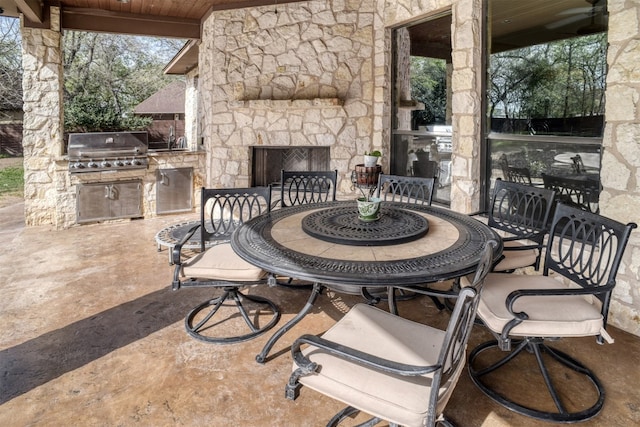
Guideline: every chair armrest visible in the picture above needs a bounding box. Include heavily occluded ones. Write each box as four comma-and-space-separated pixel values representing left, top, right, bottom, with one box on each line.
501, 240, 542, 251
291, 334, 440, 377
393, 285, 459, 299
501, 232, 543, 243
468, 210, 487, 218
505, 283, 615, 319
171, 223, 201, 265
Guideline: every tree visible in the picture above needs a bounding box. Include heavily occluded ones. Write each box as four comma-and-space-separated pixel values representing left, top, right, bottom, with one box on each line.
489, 33, 606, 123
410, 57, 447, 126
0, 17, 22, 113
63, 31, 185, 132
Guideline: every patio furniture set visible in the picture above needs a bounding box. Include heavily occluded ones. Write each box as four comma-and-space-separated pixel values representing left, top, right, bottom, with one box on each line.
158, 169, 636, 426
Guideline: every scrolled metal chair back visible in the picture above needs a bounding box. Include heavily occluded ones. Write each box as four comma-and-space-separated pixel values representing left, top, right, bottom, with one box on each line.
542, 173, 600, 214
377, 174, 435, 205
488, 179, 555, 244
280, 170, 337, 207
199, 187, 271, 247
544, 203, 637, 309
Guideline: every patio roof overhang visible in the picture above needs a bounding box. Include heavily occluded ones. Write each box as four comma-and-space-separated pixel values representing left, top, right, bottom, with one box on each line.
0, 0, 308, 38
0, 0, 606, 54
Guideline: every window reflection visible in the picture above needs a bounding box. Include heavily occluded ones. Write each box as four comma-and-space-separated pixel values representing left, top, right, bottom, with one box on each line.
487, 0, 607, 211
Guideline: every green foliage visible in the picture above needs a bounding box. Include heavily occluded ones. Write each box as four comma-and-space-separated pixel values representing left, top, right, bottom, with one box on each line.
63, 31, 185, 133
410, 57, 447, 126
489, 34, 607, 120
0, 17, 22, 110
0, 166, 24, 195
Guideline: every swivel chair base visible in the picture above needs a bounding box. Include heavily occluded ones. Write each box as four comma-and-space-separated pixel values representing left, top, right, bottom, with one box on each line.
468, 338, 604, 423
326, 406, 454, 427
185, 286, 280, 344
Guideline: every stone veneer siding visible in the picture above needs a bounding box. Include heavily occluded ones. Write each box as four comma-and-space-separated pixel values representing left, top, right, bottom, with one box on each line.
198, 0, 384, 195
601, 0, 640, 335
17, 1, 640, 336
21, 8, 64, 226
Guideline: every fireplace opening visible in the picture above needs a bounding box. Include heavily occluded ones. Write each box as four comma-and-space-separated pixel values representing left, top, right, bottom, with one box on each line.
251, 147, 331, 187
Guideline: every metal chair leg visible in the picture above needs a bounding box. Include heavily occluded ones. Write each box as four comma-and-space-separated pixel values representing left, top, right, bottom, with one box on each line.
256, 282, 324, 363
468, 338, 605, 423
327, 406, 382, 427
185, 286, 280, 344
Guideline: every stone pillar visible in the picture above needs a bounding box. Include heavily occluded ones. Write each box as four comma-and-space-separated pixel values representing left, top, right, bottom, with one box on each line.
449, 0, 484, 213
20, 7, 64, 227
184, 68, 200, 151
600, 0, 640, 336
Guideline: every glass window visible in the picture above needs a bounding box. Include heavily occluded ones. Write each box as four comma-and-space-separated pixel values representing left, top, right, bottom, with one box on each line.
486, 0, 607, 208
391, 12, 452, 205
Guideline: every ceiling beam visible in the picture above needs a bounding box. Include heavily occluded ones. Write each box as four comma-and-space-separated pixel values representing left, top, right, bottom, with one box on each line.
15, 0, 43, 23
61, 7, 200, 39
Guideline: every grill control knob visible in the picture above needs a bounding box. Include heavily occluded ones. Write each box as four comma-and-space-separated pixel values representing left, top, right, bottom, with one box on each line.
114, 160, 124, 167
87, 161, 98, 168
123, 160, 132, 166
101, 160, 111, 168
132, 159, 142, 166
74, 162, 85, 169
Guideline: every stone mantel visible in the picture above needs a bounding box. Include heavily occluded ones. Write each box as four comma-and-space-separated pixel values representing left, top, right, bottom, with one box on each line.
228, 98, 344, 111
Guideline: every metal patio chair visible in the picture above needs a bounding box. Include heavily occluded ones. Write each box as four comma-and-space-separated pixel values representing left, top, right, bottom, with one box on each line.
170, 187, 280, 344
367, 173, 441, 309
285, 240, 496, 427
542, 172, 601, 214
499, 153, 534, 185
377, 173, 436, 205
275, 170, 338, 288
483, 178, 556, 272
468, 203, 636, 422
279, 170, 338, 208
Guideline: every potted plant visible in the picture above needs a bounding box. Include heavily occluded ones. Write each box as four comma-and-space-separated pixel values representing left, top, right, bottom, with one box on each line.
355, 182, 381, 221
363, 150, 382, 167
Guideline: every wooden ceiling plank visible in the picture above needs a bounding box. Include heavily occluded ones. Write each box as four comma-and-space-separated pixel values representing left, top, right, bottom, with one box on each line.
61, 7, 200, 39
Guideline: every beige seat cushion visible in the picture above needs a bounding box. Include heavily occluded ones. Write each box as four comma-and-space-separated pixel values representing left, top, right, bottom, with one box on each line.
478, 273, 604, 338
492, 239, 538, 272
296, 304, 463, 427
181, 243, 267, 282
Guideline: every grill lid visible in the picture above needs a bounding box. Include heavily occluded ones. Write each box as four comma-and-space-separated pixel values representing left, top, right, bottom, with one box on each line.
68, 132, 148, 159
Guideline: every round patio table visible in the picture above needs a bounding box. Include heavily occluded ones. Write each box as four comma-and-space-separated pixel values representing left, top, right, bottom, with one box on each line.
231, 200, 502, 362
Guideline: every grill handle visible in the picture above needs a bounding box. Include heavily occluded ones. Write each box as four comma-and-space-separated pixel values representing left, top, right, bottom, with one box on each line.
76, 148, 144, 158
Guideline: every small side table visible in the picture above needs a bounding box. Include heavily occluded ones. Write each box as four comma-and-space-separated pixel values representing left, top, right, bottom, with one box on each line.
155, 220, 215, 263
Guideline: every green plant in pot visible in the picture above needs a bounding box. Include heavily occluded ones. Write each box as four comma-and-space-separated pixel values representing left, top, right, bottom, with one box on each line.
356, 184, 381, 221
363, 150, 382, 167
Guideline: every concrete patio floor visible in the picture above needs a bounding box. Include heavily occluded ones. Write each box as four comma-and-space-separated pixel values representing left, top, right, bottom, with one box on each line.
1, 202, 639, 426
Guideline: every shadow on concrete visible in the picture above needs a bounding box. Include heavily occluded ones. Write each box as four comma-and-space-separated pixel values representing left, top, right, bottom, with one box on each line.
0, 287, 200, 404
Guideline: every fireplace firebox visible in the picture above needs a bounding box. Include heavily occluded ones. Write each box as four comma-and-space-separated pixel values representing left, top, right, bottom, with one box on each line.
251, 147, 330, 187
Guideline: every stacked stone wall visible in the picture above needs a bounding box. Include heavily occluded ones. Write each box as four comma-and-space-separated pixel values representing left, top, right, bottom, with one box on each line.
199, 0, 382, 195
601, 0, 640, 335
20, 7, 64, 227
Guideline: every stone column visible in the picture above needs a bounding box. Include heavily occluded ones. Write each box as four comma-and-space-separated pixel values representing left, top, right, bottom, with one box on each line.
20, 7, 65, 227
449, 0, 484, 213
600, 0, 640, 336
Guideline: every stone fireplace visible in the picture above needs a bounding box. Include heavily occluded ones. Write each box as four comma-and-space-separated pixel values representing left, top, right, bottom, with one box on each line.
204, 98, 357, 194
252, 146, 331, 187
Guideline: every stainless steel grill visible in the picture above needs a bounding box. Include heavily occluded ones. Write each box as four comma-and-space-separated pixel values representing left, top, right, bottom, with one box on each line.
68, 131, 149, 173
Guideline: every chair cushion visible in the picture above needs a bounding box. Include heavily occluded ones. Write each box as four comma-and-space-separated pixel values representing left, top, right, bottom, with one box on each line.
477, 273, 604, 338
492, 239, 538, 272
296, 304, 463, 427
181, 243, 267, 281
